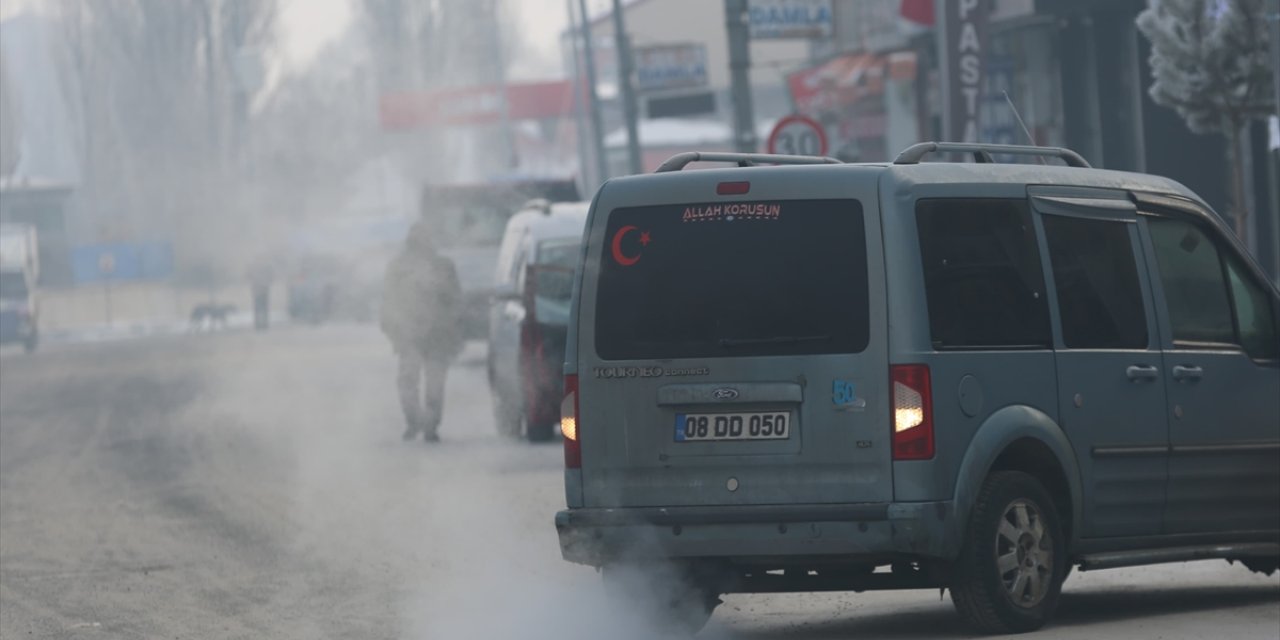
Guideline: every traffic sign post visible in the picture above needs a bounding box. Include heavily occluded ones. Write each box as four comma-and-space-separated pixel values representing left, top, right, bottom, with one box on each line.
766, 114, 828, 157
99, 252, 115, 327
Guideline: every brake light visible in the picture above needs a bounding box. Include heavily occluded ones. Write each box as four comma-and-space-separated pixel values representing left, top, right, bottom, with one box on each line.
519, 321, 545, 424
716, 181, 750, 195
891, 364, 934, 460
561, 374, 581, 468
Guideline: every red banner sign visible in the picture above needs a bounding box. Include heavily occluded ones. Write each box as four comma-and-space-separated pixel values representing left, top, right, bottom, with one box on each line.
379, 80, 574, 130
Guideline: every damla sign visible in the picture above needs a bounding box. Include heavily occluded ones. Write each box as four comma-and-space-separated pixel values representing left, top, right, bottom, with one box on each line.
634, 44, 709, 93
747, 0, 833, 39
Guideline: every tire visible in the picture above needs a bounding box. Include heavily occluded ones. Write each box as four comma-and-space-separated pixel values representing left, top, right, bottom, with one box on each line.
951, 471, 1067, 634
1240, 558, 1279, 576
602, 563, 721, 636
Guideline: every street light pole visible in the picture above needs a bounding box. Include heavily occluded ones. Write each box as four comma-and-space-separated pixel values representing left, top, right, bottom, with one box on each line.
725, 0, 757, 153
1268, 0, 1279, 281
611, 0, 644, 174
566, 0, 594, 191
488, 0, 518, 168
934, 0, 953, 142
577, 0, 610, 184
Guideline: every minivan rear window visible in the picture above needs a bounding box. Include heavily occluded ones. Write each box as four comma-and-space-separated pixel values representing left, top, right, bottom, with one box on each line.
594, 199, 868, 360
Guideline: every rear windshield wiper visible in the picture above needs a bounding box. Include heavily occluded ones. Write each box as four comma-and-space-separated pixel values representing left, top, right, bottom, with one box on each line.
719, 335, 832, 348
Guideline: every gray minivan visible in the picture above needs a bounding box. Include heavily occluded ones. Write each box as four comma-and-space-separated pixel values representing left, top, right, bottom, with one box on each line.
554, 143, 1280, 634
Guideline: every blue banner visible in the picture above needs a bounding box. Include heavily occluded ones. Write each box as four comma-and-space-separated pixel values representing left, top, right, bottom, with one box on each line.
70, 242, 173, 284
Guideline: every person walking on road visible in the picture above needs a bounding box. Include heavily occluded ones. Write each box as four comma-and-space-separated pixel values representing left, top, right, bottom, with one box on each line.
380, 221, 464, 442
248, 259, 274, 331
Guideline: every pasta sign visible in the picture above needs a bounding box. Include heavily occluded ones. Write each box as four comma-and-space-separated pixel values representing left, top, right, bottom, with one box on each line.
946, 0, 989, 143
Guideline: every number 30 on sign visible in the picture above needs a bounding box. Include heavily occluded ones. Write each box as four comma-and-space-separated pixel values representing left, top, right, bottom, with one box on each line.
766, 114, 828, 157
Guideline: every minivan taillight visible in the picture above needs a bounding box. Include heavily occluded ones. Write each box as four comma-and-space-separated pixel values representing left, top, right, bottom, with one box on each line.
891, 364, 934, 460
561, 374, 581, 468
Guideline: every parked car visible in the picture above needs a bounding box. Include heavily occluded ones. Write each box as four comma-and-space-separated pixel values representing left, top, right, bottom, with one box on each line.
423, 176, 581, 341
0, 223, 39, 352
488, 200, 589, 442
554, 145, 1280, 634
443, 245, 503, 341
0, 269, 37, 352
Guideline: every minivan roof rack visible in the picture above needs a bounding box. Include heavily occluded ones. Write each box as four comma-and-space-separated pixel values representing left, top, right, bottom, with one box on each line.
655, 151, 843, 173
893, 142, 1092, 168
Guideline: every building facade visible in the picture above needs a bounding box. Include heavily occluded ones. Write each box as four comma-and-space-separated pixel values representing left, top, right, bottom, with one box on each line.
792, 0, 1277, 278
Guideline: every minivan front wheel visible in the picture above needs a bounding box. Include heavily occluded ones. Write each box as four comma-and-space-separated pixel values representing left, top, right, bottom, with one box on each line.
951, 471, 1066, 634
1239, 558, 1279, 576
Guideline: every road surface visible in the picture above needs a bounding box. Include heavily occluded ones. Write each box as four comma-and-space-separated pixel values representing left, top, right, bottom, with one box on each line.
2, 326, 1277, 639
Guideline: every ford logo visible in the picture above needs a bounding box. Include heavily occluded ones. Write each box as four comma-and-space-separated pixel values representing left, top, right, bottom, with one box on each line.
712, 388, 740, 401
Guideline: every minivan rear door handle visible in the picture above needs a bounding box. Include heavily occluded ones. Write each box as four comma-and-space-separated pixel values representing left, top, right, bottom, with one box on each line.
1171, 365, 1204, 382
1125, 365, 1160, 382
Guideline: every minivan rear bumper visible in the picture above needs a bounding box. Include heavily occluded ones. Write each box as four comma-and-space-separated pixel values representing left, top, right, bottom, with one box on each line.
555, 501, 955, 566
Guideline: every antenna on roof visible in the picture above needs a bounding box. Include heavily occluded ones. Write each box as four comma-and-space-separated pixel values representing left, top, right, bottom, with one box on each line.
1002, 91, 1044, 164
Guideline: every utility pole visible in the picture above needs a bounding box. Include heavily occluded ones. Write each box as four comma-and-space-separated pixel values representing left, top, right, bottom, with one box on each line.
203, 0, 223, 165
225, 0, 247, 165
934, 0, 953, 142
566, 0, 594, 191
611, 0, 643, 174
725, 0, 757, 153
487, 0, 518, 168
577, 0, 610, 184
1268, 0, 1279, 282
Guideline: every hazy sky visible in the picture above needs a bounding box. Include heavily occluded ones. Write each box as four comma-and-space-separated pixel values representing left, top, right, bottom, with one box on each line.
0, 0, 595, 82
281, 0, 604, 81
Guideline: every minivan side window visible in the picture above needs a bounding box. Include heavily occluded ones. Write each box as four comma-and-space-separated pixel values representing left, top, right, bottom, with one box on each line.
1146, 218, 1235, 347
916, 199, 1051, 349
1225, 257, 1279, 360
1042, 215, 1148, 349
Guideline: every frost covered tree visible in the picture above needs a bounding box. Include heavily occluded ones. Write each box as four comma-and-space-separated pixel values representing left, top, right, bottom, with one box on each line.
1137, 0, 1274, 244
51, 0, 277, 272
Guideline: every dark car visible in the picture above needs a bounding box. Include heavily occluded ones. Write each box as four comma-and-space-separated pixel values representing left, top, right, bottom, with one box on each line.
0, 270, 38, 352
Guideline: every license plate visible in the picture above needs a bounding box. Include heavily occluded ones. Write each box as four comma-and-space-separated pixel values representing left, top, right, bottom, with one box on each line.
674, 411, 791, 442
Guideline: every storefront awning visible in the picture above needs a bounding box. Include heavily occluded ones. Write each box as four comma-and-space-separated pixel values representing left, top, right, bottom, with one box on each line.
787, 53, 885, 114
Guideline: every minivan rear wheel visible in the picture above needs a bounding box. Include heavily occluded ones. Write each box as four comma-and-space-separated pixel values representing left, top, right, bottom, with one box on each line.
951, 471, 1066, 634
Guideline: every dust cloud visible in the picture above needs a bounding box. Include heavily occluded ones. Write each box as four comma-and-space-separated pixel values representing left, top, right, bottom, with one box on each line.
177, 327, 706, 640
6, 1, 717, 637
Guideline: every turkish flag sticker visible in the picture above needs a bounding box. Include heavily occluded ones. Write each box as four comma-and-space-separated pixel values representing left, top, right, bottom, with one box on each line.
611, 225, 650, 266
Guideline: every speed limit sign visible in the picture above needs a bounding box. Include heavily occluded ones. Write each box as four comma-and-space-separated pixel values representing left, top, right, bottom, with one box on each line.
98, 252, 116, 276
766, 114, 828, 156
